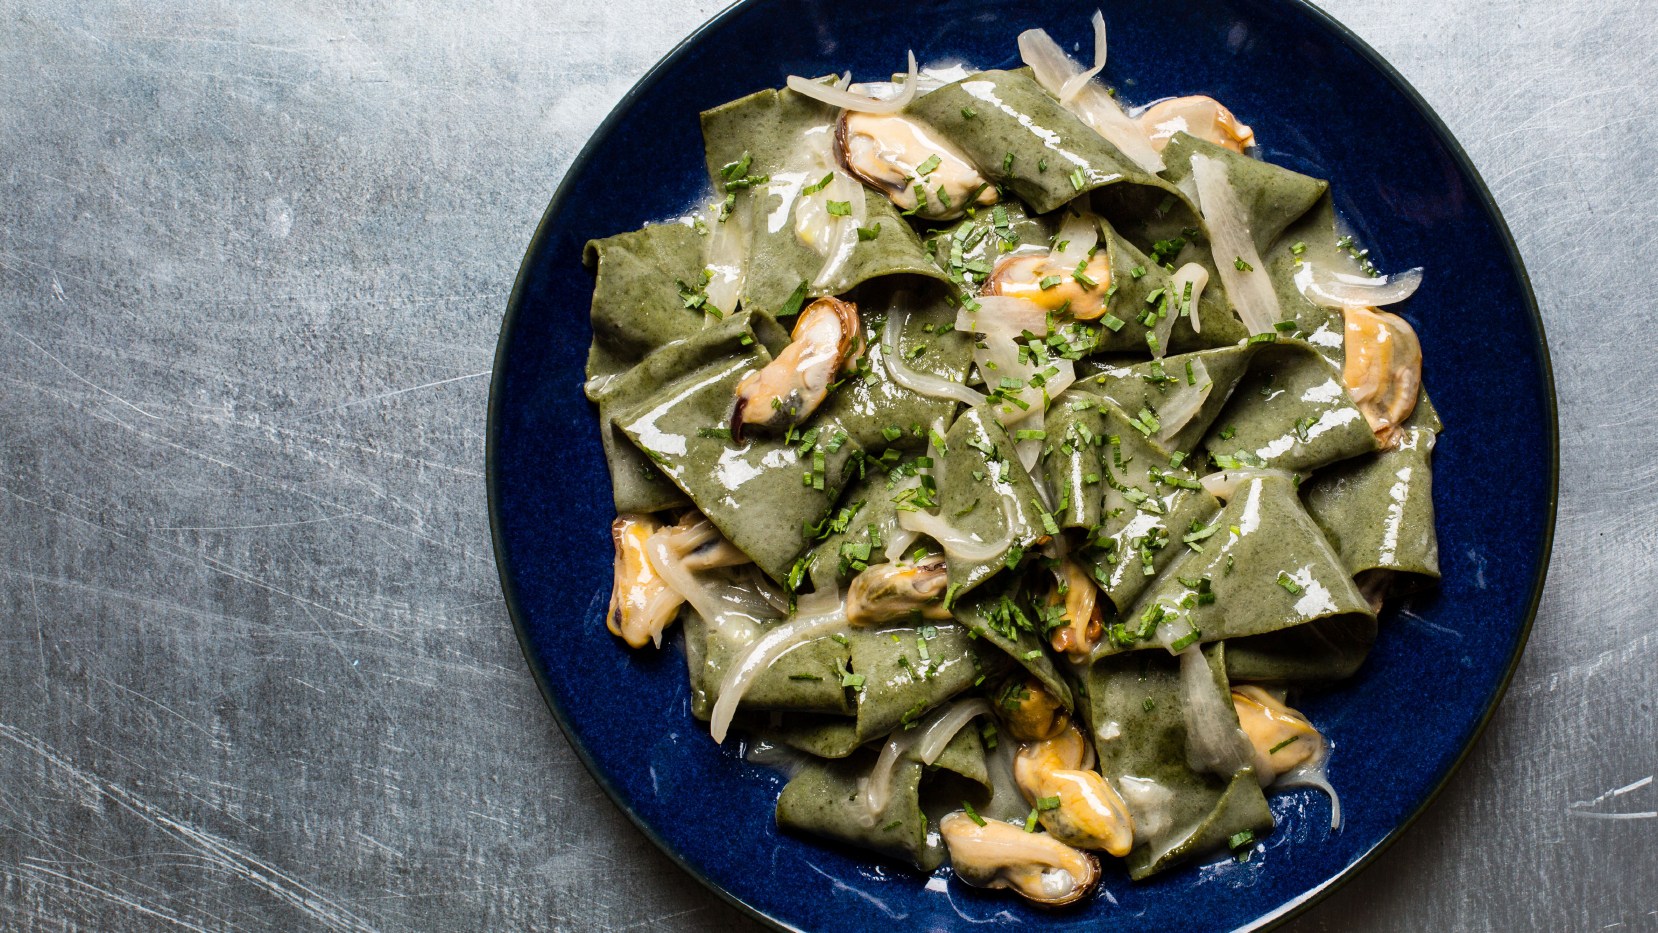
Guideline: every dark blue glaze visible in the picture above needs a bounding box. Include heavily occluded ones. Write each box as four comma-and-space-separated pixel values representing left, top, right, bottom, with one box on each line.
487, 1, 1556, 929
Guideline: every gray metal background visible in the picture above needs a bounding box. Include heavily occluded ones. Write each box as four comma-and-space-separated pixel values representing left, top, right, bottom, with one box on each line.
1, 0, 1653, 930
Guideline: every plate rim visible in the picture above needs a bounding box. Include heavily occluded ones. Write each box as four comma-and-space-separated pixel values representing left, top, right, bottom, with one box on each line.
485, 1, 1559, 929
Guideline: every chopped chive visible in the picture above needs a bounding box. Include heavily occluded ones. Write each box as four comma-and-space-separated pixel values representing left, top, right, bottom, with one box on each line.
801, 172, 834, 195
963, 801, 987, 826
1234, 256, 1254, 272
1276, 571, 1304, 595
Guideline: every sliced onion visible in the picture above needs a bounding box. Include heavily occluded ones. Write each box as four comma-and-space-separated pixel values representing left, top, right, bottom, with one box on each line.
861, 735, 912, 824
882, 415, 947, 563
703, 197, 751, 316
1018, 26, 1164, 173
959, 299, 1074, 427
1015, 425, 1045, 475
812, 168, 867, 290
862, 699, 992, 821
883, 304, 987, 408
1169, 262, 1210, 334
916, 698, 992, 764
645, 532, 773, 642
898, 500, 1014, 562
1152, 359, 1210, 447
955, 296, 1051, 338
1057, 11, 1108, 102
1294, 261, 1424, 309
1051, 210, 1100, 271
1178, 646, 1252, 777
1190, 154, 1281, 335
1276, 742, 1342, 831
708, 604, 848, 744
787, 51, 919, 114
1198, 467, 1298, 502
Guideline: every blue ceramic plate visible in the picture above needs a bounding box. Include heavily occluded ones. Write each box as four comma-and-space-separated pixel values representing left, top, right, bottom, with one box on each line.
489, 1, 1556, 929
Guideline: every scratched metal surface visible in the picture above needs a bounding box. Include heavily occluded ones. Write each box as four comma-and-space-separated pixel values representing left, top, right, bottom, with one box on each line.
0, 0, 1653, 930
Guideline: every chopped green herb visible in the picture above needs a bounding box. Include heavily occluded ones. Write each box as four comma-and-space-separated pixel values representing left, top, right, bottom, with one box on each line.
777, 280, 809, 318
1276, 571, 1304, 595
802, 172, 834, 195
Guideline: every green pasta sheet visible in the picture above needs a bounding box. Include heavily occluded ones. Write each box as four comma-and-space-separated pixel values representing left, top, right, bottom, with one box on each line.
1084, 226, 1181, 355
904, 69, 1191, 217
1086, 643, 1274, 880
758, 713, 866, 759
1050, 394, 1222, 617
1200, 339, 1379, 473
610, 328, 863, 582
951, 580, 1075, 714
1081, 343, 1262, 455
933, 406, 1052, 595
1093, 471, 1373, 661
1159, 134, 1329, 255
812, 283, 974, 453
700, 86, 951, 315
774, 724, 990, 872
1301, 396, 1441, 583
590, 311, 786, 513
583, 221, 711, 384
1261, 194, 1350, 363
682, 607, 853, 719
777, 754, 939, 870
927, 200, 1054, 279
1042, 391, 1111, 532
850, 621, 988, 741
1222, 614, 1378, 684
801, 468, 909, 595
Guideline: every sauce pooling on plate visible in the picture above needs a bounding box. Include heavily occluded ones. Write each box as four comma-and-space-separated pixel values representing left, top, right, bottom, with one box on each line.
581, 10, 1437, 906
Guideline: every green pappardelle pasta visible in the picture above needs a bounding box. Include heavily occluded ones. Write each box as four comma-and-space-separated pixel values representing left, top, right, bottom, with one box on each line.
587, 14, 1438, 910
